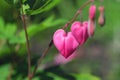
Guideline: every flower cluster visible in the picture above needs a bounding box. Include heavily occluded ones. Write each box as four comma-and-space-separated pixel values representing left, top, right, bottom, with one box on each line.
53, 3, 105, 58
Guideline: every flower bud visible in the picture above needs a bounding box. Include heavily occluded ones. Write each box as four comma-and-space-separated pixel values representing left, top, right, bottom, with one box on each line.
89, 5, 96, 20
98, 6, 105, 26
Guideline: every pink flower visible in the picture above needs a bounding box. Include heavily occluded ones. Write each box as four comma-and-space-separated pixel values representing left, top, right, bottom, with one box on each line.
53, 29, 79, 58
88, 5, 96, 37
98, 6, 105, 27
71, 21, 89, 45
89, 5, 96, 20
88, 19, 96, 37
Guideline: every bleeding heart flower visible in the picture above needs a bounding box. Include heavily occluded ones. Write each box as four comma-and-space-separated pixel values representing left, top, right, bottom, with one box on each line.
89, 4, 96, 20
88, 19, 96, 37
53, 29, 79, 58
88, 4, 96, 37
98, 6, 105, 27
71, 21, 88, 45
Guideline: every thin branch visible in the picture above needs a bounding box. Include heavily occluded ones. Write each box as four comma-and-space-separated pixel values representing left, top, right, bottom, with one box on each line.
32, 40, 53, 76
31, 0, 93, 78
21, 1, 32, 80
62, 0, 94, 30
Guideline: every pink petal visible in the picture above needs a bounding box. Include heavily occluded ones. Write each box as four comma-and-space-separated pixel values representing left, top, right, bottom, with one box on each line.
89, 5, 96, 20
53, 29, 65, 54
54, 52, 77, 65
53, 29, 79, 58
64, 32, 79, 58
88, 19, 96, 37
71, 21, 88, 45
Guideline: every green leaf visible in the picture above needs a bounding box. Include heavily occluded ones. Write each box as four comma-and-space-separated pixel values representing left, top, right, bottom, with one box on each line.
19, 15, 66, 38
5, 0, 14, 5
22, 4, 30, 14
29, 0, 61, 15
14, 0, 20, 4
0, 64, 10, 80
0, 19, 18, 40
0, 17, 5, 32
9, 36, 26, 44
0, 45, 11, 56
22, 0, 27, 3
74, 73, 101, 80
5, 24, 17, 39
0, 35, 6, 39
32, 0, 51, 10
47, 73, 66, 80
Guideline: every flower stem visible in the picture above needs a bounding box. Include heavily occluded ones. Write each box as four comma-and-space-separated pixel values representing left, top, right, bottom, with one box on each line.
31, 0, 93, 78
63, 0, 94, 30
32, 40, 53, 77
21, 1, 32, 80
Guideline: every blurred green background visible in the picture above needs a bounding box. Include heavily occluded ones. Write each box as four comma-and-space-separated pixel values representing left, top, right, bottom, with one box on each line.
0, 0, 120, 80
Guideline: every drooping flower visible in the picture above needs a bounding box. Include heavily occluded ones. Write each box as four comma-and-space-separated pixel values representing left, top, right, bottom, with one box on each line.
53, 29, 79, 58
88, 4, 96, 37
98, 6, 105, 27
89, 4, 96, 20
71, 21, 89, 45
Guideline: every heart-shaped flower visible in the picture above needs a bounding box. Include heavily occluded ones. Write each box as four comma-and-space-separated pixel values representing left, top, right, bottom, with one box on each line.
53, 29, 79, 58
71, 21, 88, 45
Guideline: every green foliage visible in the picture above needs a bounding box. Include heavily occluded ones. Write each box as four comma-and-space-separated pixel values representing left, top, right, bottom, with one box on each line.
19, 15, 66, 39
11, 66, 101, 80
0, 64, 10, 80
0, 18, 16, 40
0, 15, 66, 56
33, 0, 51, 9
29, 0, 61, 15
47, 73, 66, 80
0, 14, 66, 44
22, 0, 27, 3
74, 73, 101, 80
0, 17, 24, 44
4, 0, 62, 16
22, 4, 30, 14
4, 0, 14, 5
5, 24, 17, 39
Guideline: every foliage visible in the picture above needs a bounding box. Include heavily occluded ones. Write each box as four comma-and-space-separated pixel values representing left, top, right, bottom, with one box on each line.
74, 73, 100, 80
0, 0, 119, 80
29, 0, 61, 15
0, 64, 10, 80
